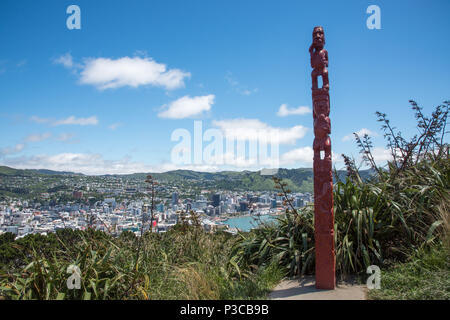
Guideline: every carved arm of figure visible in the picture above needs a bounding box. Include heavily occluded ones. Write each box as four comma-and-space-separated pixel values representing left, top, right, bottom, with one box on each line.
324, 49, 329, 67
309, 45, 314, 68
320, 49, 330, 89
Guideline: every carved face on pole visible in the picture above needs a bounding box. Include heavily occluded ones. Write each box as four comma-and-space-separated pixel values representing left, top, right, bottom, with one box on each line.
312, 26, 325, 50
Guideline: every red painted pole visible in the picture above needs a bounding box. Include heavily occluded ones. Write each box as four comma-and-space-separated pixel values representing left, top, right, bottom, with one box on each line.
310, 26, 336, 289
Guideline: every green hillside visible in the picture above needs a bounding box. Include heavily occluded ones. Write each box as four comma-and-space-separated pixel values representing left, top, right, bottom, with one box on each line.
0, 165, 375, 194
131, 168, 374, 192
0, 166, 78, 177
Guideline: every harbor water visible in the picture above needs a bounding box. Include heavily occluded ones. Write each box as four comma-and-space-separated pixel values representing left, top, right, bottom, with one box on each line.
221, 214, 278, 232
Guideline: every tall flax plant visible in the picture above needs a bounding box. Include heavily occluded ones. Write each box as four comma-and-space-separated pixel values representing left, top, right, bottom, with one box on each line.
335, 175, 396, 267
0, 230, 133, 300
230, 177, 315, 278
345, 100, 449, 255
0, 225, 236, 300
232, 99, 449, 278
125, 175, 157, 298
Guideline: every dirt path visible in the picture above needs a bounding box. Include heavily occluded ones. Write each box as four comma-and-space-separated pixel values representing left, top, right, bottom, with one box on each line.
269, 276, 367, 300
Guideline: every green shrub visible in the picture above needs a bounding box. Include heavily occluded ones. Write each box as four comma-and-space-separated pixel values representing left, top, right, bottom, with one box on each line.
0, 223, 283, 300
231, 100, 449, 281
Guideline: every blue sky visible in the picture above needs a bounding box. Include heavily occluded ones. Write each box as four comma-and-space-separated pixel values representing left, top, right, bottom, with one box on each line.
0, 0, 449, 174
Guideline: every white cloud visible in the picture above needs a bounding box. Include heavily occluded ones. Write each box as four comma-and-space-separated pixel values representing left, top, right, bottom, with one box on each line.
108, 123, 123, 130
53, 116, 98, 126
158, 95, 215, 119
241, 88, 258, 96
0, 144, 25, 156
2, 133, 53, 158
1, 131, 79, 158
208, 152, 260, 169
17, 60, 27, 67
30, 116, 50, 124
212, 118, 308, 145
79, 56, 190, 90
0, 150, 286, 175
225, 72, 258, 96
277, 104, 312, 117
56, 133, 76, 142
280, 147, 343, 167
53, 53, 74, 69
342, 128, 378, 141
25, 133, 52, 142
342, 147, 396, 169
31, 115, 98, 126
0, 153, 221, 175
370, 147, 393, 163
15, 144, 25, 152
280, 147, 314, 165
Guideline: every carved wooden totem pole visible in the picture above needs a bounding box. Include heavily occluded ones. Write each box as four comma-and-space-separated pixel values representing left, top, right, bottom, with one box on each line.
310, 26, 335, 289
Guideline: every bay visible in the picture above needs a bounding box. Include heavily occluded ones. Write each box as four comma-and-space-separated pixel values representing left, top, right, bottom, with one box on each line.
221, 214, 278, 232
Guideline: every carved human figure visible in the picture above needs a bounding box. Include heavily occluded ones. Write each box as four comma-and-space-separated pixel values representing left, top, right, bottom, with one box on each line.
309, 26, 329, 90
314, 181, 333, 228
313, 99, 330, 120
313, 114, 331, 156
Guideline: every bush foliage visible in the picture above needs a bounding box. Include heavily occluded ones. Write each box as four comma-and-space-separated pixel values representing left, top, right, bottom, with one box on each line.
0, 224, 283, 300
231, 100, 449, 281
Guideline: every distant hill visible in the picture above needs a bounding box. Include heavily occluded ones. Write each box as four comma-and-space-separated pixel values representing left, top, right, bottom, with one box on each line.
0, 166, 80, 177
122, 168, 375, 193
0, 165, 375, 193
0, 166, 24, 176
32, 169, 81, 176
